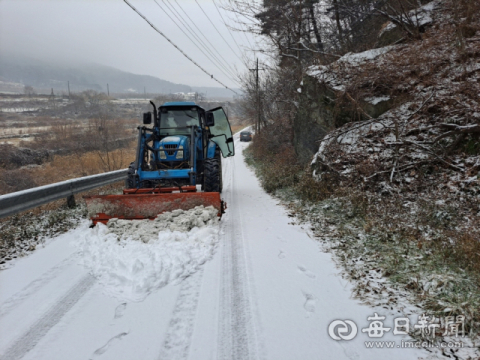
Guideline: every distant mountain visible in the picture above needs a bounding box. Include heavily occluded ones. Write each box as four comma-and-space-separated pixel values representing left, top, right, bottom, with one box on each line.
0, 54, 203, 95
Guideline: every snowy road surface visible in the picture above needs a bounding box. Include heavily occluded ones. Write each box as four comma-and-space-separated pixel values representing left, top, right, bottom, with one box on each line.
0, 132, 429, 360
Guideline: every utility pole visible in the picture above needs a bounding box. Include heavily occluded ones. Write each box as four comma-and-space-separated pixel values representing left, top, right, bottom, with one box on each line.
249, 58, 265, 134
50, 88, 56, 110
256, 58, 259, 133
107, 83, 110, 97
67, 81, 71, 99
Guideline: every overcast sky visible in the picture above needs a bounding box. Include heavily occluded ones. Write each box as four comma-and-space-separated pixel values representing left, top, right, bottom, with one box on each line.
0, 0, 263, 90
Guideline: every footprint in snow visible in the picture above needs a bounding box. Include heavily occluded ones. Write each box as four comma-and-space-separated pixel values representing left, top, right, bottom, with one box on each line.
303, 292, 316, 313
298, 265, 316, 279
114, 303, 127, 319
90, 331, 129, 359
278, 250, 286, 259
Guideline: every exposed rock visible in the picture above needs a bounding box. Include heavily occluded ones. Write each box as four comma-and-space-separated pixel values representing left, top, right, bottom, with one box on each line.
294, 46, 397, 165
376, 0, 439, 47
293, 77, 336, 165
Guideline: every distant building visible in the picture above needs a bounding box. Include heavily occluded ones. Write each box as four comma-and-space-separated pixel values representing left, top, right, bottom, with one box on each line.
173, 92, 198, 101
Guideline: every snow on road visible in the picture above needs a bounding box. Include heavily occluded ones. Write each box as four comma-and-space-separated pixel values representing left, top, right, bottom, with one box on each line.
79, 206, 219, 302
0, 132, 432, 360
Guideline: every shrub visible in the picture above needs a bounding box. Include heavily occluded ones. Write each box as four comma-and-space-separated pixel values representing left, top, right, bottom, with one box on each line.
248, 119, 302, 193
0, 144, 49, 169
0, 169, 38, 194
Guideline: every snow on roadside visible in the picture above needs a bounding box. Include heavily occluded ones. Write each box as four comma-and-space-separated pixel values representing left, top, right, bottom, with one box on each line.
381, 0, 439, 35
306, 45, 396, 92
76, 206, 219, 302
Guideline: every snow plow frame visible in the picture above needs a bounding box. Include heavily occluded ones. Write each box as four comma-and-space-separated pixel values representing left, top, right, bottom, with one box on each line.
84, 190, 225, 226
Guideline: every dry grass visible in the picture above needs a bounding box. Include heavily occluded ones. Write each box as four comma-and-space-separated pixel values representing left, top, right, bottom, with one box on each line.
0, 143, 136, 194
28, 145, 136, 186
25, 117, 137, 154
0, 113, 138, 194
244, 119, 303, 194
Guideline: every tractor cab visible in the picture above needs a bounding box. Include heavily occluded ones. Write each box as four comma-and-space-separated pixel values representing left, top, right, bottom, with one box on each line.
130, 101, 234, 190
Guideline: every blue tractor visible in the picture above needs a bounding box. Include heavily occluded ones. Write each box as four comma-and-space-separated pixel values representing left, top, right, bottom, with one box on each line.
127, 101, 235, 192
85, 101, 235, 225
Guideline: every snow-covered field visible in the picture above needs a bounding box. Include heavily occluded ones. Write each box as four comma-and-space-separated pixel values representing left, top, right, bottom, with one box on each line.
0, 132, 441, 360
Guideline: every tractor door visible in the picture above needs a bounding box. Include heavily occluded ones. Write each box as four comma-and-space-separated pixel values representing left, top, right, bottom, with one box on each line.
206, 107, 235, 157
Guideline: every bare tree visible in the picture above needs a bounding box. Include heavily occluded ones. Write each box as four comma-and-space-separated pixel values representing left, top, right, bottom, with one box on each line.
23, 85, 35, 97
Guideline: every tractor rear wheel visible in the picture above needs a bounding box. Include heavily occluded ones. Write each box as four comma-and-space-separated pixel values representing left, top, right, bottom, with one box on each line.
218, 151, 223, 193
203, 153, 222, 193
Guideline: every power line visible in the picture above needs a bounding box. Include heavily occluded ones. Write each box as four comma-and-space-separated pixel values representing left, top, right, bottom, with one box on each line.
153, 0, 240, 86
123, 0, 238, 94
194, 0, 246, 65
236, 16, 254, 50
171, 0, 242, 75
212, 0, 249, 65
158, 0, 238, 82
163, 0, 240, 85
219, 0, 255, 50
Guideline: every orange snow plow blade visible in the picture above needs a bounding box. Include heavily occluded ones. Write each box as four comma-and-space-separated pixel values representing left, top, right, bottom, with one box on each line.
84, 191, 225, 225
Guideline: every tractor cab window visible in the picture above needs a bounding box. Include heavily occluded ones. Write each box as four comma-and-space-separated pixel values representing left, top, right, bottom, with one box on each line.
160, 109, 199, 135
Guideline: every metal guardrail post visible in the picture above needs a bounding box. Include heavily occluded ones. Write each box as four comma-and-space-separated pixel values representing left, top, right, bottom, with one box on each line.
0, 169, 127, 219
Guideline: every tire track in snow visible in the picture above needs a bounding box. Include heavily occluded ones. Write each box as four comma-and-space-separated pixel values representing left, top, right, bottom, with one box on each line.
0, 253, 77, 318
157, 268, 204, 360
217, 147, 260, 360
1, 274, 95, 360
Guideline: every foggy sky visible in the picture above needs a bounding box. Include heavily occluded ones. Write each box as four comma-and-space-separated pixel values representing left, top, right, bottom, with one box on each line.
0, 0, 261, 90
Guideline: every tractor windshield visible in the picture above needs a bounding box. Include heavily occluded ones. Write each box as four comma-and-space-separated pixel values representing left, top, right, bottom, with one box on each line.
159, 109, 200, 135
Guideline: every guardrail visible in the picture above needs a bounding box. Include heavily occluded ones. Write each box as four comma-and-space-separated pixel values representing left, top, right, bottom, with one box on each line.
0, 169, 127, 219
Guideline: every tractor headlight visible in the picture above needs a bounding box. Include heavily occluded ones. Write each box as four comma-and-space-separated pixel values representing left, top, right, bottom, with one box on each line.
175, 145, 184, 159
160, 151, 167, 159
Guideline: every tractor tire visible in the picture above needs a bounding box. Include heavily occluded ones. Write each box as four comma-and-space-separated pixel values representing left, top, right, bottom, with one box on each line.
203, 155, 222, 193
126, 162, 137, 189
218, 151, 223, 193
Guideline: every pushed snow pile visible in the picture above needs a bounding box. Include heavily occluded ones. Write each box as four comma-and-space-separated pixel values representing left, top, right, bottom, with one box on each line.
106, 206, 218, 243
77, 206, 219, 302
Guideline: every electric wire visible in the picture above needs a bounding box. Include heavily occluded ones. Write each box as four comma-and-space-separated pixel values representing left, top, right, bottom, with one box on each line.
194, 0, 246, 65
160, 0, 240, 82
171, 0, 243, 74
212, 0, 249, 65
233, 9, 254, 50
153, 0, 240, 86
123, 0, 238, 94
221, 0, 256, 50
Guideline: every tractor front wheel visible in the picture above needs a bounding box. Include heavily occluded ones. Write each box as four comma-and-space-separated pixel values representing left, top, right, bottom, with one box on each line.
203, 154, 222, 193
